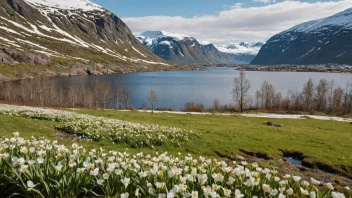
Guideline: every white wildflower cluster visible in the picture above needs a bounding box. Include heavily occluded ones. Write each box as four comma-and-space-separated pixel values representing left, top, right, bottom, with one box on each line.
0, 134, 349, 198
0, 104, 199, 147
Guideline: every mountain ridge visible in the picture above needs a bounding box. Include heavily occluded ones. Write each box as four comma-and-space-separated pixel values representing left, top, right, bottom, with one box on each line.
137, 31, 263, 64
0, 0, 175, 79
251, 8, 352, 65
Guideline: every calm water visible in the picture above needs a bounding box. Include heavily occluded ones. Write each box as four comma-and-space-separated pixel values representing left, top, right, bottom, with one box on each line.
52, 67, 352, 110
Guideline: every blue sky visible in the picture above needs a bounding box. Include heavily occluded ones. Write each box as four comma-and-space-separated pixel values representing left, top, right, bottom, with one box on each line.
91, 0, 351, 43
92, 0, 341, 17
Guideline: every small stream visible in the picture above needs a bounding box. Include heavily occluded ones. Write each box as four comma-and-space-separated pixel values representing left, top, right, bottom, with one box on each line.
285, 157, 302, 166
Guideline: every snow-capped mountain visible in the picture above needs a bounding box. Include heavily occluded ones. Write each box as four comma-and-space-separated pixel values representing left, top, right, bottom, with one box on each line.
252, 8, 352, 65
216, 42, 264, 63
216, 42, 264, 55
137, 31, 262, 64
0, 0, 168, 77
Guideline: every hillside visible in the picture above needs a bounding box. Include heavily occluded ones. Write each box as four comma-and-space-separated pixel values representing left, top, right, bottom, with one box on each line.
0, 0, 172, 79
251, 8, 352, 65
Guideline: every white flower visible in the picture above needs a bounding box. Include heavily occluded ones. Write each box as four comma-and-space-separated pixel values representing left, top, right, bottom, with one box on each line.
103, 173, 109, 180
244, 177, 255, 187
27, 180, 35, 191
0, 153, 9, 159
222, 188, 231, 197
28, 160, 36, 165
344, 186, 350, 191
55, 163, 63, 171
286, 188, 293, 195
155, 182, 165, 189
77, 168, 85, 173
148, 187, 155, 195
227, 176, 235, 185
97, 179, 104, 185
278, 193, 286, 198
167, 191, 175, 198
309, 191, 316, 198
90, 168, 99, 176
332, 192, 346, 198
19, 165, 28, 173
324, 183, 334, 190
158, 194, 166, 198
311, 178, 321, 186
300, 188, 309, 195
135, 189, 141, 197
292, 176, 301, 182
234, 189, 244, 198
191, 191, 198, 198
263, 184, 271, 193
121, 177, 130, 188
301, 180, 310, 187
37, 157, 44, 164
121, 192, 129, 198
68, 161, 76, 168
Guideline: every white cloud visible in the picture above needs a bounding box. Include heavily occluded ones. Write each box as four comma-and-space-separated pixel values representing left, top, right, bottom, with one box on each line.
253, 0, 277, 4
122, 1, 352, 44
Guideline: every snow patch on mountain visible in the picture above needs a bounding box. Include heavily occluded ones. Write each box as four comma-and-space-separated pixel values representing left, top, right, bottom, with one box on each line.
24, 0, 103, 11
216, 42, 264, 55
140, 31, 191, 40
285, 8, 352, 33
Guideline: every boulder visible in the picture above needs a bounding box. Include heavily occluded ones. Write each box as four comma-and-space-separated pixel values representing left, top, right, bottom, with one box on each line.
267, 122, 283, 127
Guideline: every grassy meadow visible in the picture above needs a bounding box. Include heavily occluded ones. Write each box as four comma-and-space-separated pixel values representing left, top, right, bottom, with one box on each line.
1, 109, 351, 177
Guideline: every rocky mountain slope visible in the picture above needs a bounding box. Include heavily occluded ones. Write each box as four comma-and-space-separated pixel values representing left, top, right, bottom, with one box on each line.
0, 0, 171, 79
137, 31, 263, 64
251, 8, 352, 65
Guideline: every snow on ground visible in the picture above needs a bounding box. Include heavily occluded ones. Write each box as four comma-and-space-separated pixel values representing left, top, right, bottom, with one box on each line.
118, 110, 352, 123
0, 26, 20, 35
0, 36, 21, 48
132, 46, 147, 57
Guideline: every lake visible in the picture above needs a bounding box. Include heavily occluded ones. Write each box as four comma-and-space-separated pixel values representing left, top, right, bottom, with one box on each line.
52, 67, 352, 110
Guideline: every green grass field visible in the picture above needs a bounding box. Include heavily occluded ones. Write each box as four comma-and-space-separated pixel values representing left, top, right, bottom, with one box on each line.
0, 109, 351, 177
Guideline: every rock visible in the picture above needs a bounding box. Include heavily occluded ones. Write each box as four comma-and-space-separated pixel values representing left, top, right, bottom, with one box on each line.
87, 69, 94, 75
235, 155, 245, 161
267, 122, 283, 127
0, 47, 47, 65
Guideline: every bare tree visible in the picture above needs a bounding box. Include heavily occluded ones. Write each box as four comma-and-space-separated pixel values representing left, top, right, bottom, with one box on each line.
332, 87, 344, 113
99, 81, 112, 110
91, 77, 100, 109
255, 91, 261, 109
121, 87, 131, 109
147, 89, 158, 113
114, 85, 124, 110
315, 79, 329, 112
233, 71, 251, 112
212, 99, 221, 112
67, 86, 79, 107
302, 78, 315, 112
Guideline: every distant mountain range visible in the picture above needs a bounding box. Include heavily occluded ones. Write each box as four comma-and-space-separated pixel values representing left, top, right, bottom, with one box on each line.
0, 0, 169, 79
252, 8, 352, 65
137, 31, 263, 64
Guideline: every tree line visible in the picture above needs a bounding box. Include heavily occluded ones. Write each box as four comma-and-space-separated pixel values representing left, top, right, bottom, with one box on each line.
231, 71, 352, 115
0, 78, 130, 109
